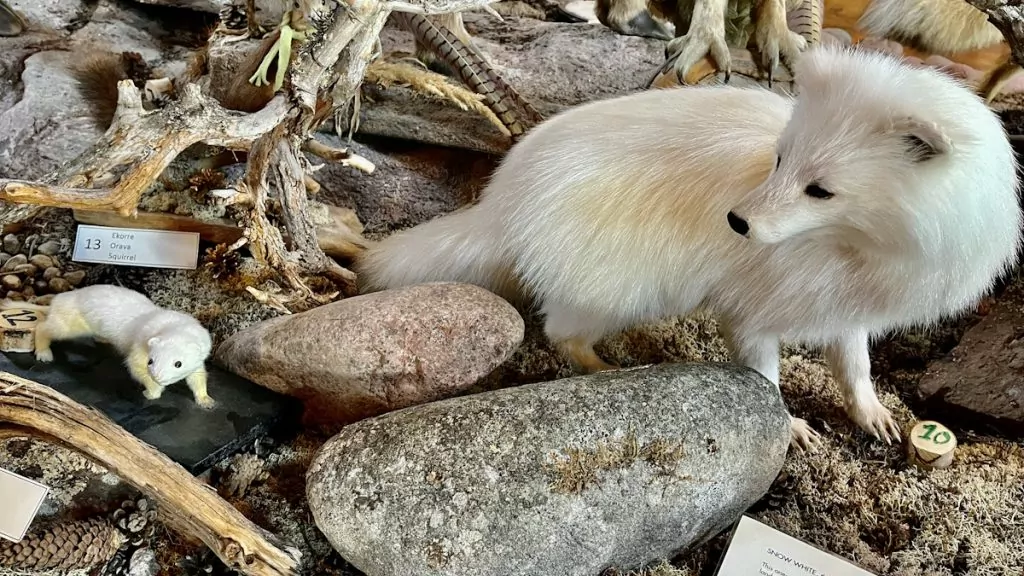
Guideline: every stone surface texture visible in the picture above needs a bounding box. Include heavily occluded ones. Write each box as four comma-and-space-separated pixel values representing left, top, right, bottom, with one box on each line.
306, 362, 790, 576
917, 292, 1024, 433
214, 282, 525, 427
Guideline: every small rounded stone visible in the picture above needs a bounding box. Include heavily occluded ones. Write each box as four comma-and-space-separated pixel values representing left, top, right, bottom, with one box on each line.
12, 264, 37, 277
1, 275, 21, 290
1, 254, 26, 272
63, 270, 86, 286
2, 234, 19, 254
29, 254, 53, 270
36, 240, 60, 256
42, 267, 61, 281
48, 277, 71, 293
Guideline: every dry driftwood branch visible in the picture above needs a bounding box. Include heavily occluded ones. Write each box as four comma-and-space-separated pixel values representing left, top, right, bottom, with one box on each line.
0, 82, 289, 220
0, 372, 301, 576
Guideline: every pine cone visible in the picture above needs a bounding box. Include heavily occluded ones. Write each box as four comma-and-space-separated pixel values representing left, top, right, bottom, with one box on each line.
0, 517, 126, 571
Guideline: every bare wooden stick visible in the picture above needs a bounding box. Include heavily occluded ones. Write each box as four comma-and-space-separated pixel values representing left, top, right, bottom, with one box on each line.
0, 372, 301, 576
303, 138, 375, 174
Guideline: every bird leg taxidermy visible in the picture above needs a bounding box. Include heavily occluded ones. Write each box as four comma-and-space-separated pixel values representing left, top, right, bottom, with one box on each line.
0, 0, 537, 309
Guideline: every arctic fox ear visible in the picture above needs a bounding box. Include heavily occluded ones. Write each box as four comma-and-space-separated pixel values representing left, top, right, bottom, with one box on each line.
888, 117, 951, 162
148, 336, 160, 348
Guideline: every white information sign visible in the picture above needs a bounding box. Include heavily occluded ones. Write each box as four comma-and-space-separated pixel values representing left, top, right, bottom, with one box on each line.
715, 516, 877, 576
72, 224, 200, 269
0, 467, 49, 542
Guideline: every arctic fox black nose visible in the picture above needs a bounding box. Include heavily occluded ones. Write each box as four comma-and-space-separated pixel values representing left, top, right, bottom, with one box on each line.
727, 211, 749, 236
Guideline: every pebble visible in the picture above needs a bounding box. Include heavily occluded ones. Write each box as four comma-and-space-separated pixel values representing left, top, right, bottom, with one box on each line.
29, 254, 53, 270
1, 254, 26, 273
63, 270, 85, 286
12, 264, 37, 277
1, 275, 20, 290
48, 277, 71, 293
42, 266, 60, 281
3, 234, 19, 255
36, 240, 60, 256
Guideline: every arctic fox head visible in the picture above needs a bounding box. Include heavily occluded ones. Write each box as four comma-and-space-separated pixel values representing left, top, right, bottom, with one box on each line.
727, 44, 1004, 251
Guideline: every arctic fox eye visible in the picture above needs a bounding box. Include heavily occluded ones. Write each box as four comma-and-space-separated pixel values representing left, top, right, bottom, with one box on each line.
148, 358, 153, 365
775, 156, 781, 170
174, 361, 182, 368
805, 184, 834, 199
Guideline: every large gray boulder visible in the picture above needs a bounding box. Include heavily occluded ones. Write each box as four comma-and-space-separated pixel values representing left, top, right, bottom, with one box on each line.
306, 362, 790, 576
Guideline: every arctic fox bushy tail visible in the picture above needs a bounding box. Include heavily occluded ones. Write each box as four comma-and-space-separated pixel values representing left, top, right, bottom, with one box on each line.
858, 0, 1003, 54
355, 205, 519, 300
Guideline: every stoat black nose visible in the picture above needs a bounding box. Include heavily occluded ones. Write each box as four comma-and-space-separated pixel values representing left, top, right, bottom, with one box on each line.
727, 211, 749, 237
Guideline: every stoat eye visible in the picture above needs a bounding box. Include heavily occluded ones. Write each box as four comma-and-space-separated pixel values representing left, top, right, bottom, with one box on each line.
174, 361, 182, 368
148, 358, 153, 365
775, 155, 781, 170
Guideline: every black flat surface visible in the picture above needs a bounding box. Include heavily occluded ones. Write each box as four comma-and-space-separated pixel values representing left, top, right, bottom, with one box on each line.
0, 338, 301, 475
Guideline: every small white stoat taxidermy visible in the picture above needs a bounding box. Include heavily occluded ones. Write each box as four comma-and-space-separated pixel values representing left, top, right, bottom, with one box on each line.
0, 284, 216, 408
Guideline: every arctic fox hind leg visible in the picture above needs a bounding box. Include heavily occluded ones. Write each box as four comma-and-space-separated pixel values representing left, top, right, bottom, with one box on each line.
543, 301, 620, 374
721, 323, 823, 451
824, 329, 901, 444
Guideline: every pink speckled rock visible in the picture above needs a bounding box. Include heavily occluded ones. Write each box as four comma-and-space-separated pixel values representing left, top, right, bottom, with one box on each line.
214, 282, 524, 429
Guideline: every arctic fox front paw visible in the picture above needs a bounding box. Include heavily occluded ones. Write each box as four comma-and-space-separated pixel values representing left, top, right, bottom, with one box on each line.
34, 348, 53, 363
664, 22, 732, 84
789, 416, 822, 452
143, 386, 163, 400
754, 8, 807, 82
847, 395, 901, 444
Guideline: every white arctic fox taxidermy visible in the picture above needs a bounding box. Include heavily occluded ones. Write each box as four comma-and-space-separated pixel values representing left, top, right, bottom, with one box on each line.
356, 44, 1023, 451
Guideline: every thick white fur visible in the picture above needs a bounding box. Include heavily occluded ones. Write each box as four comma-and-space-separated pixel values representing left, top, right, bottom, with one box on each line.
858, 0, 1004, 54
2, 284, 214, 403
357, 44, 1023, 450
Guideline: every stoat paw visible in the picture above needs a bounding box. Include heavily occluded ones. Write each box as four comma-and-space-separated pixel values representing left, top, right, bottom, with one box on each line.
789, 416, 822, 452
143, 387, 163, 400
664, 21, 731, 84
754, 13, 807, 82
196, 395, 217, 410
34, 348, 53, 363
847, 395, 901, 444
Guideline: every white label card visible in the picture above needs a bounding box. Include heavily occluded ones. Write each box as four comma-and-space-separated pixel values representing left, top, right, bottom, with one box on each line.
715, 516, 877, 576
0, 467, 49, 542
72, 224, 200, 270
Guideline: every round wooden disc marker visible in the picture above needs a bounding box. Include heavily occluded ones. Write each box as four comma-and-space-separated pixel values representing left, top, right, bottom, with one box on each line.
906, 420, 957, 470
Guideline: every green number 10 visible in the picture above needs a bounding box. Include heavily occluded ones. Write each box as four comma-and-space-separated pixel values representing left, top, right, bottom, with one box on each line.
918, 423, 951, 445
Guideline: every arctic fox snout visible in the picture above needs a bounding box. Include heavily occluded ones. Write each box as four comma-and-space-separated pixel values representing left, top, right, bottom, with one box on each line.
726, 211, 749, 236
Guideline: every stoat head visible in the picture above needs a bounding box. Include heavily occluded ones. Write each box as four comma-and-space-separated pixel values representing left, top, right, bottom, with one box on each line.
146, 331, 210, 386
726, 44, 973, 252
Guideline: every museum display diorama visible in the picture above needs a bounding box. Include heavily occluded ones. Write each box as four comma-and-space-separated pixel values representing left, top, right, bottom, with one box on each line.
0, 0, 1023, 574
